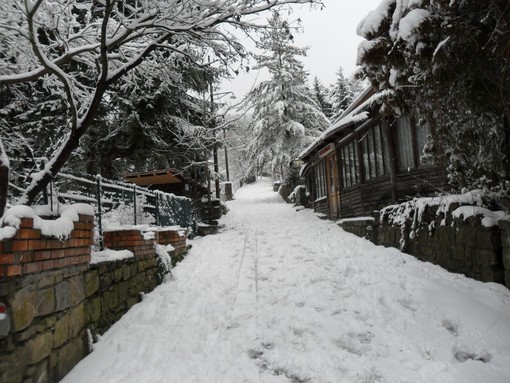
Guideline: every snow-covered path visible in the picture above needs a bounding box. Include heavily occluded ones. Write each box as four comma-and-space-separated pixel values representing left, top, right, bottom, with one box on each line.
62, 179, 510, 383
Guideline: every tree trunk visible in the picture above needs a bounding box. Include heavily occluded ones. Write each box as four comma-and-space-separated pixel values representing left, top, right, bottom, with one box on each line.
0, 138, 9, 217
0, 161, 8, 218
382, 118, 397, 202
213, 143, 220, 199
503, 111, 510, 182
23, 130, 82, 205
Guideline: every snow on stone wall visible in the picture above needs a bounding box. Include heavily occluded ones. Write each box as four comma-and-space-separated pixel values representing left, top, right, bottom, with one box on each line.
339, 193, 510, 288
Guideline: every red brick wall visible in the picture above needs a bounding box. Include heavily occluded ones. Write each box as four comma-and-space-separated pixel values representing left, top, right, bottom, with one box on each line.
103, 230, 154, 256
156, 230, 188, 256
0, 214, 93, 277
103, 229, 188, 257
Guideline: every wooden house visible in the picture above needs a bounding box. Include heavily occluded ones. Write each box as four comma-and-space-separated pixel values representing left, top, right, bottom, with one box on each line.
124, 168, 207, 200
299, 87, 448, 219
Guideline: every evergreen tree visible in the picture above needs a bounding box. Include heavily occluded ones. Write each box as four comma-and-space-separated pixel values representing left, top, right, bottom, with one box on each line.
329, 67, 354, 121
246, 11, 329, 179
74, 62, 211, 179
312, 77, 332, 118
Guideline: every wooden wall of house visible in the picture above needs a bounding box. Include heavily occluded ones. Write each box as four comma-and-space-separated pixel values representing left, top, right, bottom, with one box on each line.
340, 178, 394, 218
339, 165, 448, 218
313, 199, 329, 217
394, 166, 449, 201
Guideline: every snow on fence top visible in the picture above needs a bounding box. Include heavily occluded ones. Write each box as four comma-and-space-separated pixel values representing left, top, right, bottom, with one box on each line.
0, 203, 95, 241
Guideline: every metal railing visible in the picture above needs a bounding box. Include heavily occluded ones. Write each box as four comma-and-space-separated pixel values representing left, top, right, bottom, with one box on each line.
8, 171, 197, 248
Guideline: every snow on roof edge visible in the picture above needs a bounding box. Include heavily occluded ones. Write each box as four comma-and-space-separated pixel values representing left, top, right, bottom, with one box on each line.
299, 87, 391, 160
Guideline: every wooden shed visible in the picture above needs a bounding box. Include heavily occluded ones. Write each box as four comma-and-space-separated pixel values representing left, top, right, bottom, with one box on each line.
124, 169, 207, 200
299, 87, 448, 219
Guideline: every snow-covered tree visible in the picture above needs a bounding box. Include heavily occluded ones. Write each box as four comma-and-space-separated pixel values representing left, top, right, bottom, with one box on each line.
0, 0, 323, 214
220, 113, 256, 183
246, 11, 329, 179
312, 77, 332, 118
329, 67, 354, 122
0, 138, 8, 217
356, 0, 510, 191
75, 62, 211, 179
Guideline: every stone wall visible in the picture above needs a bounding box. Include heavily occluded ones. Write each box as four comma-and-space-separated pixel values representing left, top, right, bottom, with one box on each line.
338, 217, 376, 242
0, 214, 95, 383
0, 215, 188, 383
85, 254, 163, 338
339, 206, 509, 288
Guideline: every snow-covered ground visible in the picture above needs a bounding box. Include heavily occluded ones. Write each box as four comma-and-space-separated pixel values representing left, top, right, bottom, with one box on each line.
62, 178, 510, 383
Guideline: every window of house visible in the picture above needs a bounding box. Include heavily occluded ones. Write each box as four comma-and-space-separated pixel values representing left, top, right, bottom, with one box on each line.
395, 116, 431, 172
341, 140, 360, 188
314, 161, 327, 199
329, 156, 336, 193
361, 123, 387, 181
396, 116, 414, 171
416, 121, 429, 166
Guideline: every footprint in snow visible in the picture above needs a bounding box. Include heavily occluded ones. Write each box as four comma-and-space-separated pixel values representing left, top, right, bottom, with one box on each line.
247, 349, 264, 360
454, 349, 492, 363
333, 331, 374, 356
442, 319, 459, 336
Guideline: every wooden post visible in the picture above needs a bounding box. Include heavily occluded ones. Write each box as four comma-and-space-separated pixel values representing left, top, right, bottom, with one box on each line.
0, 162, 7, 218
133, 185, 137, 225
96, 175, 103, 250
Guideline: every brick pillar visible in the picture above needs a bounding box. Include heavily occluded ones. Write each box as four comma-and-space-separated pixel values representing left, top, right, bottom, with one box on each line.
0, 214, 93, 278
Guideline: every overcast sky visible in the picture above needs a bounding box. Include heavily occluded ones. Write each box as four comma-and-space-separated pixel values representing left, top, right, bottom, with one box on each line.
221, 0, 382, 99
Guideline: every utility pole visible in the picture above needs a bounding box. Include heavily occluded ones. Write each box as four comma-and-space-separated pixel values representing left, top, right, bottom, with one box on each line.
223, 127, 230, 181
209, 82, 220, 199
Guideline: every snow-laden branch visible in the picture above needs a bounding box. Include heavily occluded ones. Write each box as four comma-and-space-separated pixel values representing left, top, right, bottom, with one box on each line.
0, 0, 324, 207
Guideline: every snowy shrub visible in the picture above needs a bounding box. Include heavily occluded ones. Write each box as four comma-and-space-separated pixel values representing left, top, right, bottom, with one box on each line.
155, 244, 173, 274
102, 194, 155, 228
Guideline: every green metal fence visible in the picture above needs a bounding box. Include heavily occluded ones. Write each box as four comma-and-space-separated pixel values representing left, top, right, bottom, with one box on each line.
8, 172, 197, 248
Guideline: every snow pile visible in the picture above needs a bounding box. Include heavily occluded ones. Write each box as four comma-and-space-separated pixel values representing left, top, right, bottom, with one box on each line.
452, 206, 509, 228
397, 8, 430, 44
0, 226, 16, 241
287, 185, 305, 204
338, 216, 375, 224
61, 179, 510, 383
1, 203, 94, 240
155, 244, 173, 273
357, 0, 394, 37
357, 0, 430, 44
103, 224, 151, 232
91, 249, 134, 264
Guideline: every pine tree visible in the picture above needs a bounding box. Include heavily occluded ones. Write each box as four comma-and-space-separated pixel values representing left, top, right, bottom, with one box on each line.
329, 67, 354, 122
312, 77, 333, 118
246, 11, 329, 179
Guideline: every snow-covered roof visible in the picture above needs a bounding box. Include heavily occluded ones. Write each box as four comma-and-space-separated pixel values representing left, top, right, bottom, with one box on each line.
299, 86, 387, 161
